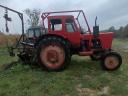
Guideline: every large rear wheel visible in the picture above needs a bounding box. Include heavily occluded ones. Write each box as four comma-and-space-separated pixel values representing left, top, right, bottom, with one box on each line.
38, 37, 71, 71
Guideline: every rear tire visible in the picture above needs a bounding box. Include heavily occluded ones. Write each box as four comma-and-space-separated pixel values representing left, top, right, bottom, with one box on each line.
101, 52, 122, 71
37, 37, 71, 71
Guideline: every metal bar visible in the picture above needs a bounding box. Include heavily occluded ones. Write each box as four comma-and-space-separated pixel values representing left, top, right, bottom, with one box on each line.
18, 14, 25, 42
42, 13, 49, 33
77, 11, 81, 19
76, 18, 81, 31
15, 34, 23, 48
0, 4, 22, 15
19, 15, 25, 51
81, 10, 91, 34
42, 10, 83, 15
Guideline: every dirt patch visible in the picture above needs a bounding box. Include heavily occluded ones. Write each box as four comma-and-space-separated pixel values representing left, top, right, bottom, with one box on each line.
76, 84, 110, 96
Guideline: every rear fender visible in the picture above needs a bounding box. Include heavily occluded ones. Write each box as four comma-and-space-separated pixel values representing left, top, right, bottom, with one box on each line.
35, 34, 71, 47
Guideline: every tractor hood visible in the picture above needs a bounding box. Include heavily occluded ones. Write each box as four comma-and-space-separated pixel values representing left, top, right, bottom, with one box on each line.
81, 32, 114, 49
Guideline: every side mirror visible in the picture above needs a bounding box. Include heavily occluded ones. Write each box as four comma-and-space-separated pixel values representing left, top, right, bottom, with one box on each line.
93, 16, 99, 37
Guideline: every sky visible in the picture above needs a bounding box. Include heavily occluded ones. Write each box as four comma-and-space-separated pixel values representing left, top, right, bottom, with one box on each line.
0, 0, 128, 34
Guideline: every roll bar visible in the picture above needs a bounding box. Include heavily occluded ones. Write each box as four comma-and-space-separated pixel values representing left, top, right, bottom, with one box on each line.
41, 10, 91, 34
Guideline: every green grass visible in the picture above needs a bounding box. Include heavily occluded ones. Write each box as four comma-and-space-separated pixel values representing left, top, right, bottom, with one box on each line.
0, 39, 128, 96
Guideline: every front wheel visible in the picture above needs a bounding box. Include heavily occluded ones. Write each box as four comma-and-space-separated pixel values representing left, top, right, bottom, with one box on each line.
101, 52, 122, 71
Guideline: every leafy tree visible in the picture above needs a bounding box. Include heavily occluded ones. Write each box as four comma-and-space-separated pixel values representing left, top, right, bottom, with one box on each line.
104, 25, 128, 38
24, 9, 41, 27
123, 24, 128, 38
117, 26, 124, 38
108, 26, 116, 32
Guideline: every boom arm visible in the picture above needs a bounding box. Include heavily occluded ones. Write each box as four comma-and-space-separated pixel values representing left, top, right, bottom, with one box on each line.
0, 4, 25, 42
0, 5, 26, 56
0, 5, 25, 48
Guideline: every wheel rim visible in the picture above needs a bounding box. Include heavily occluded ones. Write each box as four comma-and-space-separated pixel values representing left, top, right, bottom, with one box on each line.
105, 56, 119, 70
40, 44, 65, 69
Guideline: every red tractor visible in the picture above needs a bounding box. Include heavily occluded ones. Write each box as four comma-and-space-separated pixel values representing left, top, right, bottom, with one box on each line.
6, 10, 122, 71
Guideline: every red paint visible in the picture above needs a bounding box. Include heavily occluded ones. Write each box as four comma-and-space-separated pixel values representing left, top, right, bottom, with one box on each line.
41, 10, 114, 56
81, 32, 114, 49
79, 51, 93, 56
48, 15, 81, 47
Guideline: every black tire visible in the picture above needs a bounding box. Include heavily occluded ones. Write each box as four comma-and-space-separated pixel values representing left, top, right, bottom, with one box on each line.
101, 52, 122, 71
37, 36, 71, 71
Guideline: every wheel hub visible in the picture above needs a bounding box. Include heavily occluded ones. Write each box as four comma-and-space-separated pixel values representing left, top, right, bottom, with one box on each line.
105, 56, 119, 69
40, 45, 65, 69
47, 50, 58, 63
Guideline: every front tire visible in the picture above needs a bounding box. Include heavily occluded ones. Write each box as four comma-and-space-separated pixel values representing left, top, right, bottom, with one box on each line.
37, 37, 71, 71
101, 52, 122, 71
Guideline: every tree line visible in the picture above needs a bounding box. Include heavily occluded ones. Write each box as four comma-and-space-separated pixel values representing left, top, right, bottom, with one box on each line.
103, 24, 128, 38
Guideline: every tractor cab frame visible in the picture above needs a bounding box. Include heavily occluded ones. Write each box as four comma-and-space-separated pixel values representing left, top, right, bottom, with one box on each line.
42, 10, 91, 34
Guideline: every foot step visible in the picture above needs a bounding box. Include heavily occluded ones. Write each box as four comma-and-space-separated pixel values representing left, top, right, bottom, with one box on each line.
79, 51, 93, 56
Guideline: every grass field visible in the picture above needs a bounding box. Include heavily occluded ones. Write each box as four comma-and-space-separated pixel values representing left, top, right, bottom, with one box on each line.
0, 39, 128, 96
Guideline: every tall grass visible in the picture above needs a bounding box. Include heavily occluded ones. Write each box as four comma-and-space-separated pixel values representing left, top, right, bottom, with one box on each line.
0, 34, 19, 47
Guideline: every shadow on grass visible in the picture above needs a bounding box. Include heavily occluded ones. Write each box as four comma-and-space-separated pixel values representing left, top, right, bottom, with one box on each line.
70, 57, 100, 70
1, 55, 123, 76
0, 61, 18, 72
